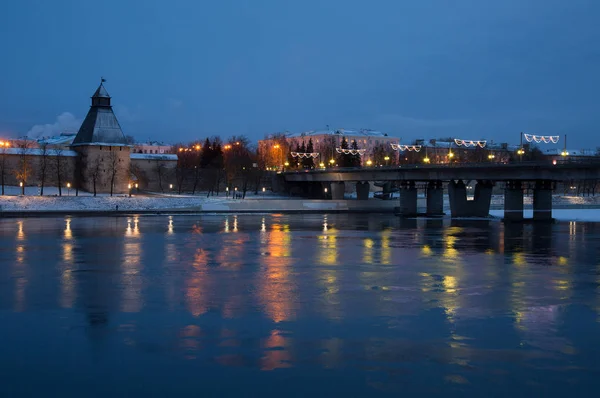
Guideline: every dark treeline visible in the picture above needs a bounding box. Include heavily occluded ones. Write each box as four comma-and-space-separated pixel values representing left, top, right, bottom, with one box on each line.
172, 136, 267, 198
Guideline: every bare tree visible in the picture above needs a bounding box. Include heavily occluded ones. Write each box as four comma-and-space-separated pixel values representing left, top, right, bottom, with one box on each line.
0, 144, 9, 195
154, 158, 166, 193
38, 143, 50, 195
52, 146, 65, 196
90, 158, 102, 197
74, 153, 85, 196
15, 141, 33, 195
107, 150, 120, 196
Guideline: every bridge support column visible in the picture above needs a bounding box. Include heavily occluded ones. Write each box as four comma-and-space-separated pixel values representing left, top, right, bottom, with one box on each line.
398, 181, 417, 217
426, 180, 444, 216
473, 180, 494, 217
504, 181, 524, 222
382, 182, 394, 199
533, 180, 553, 221
448, 180, 493, 217
448, 180, 468, 217
330, 181, 345, 200
356, 181, 370, 200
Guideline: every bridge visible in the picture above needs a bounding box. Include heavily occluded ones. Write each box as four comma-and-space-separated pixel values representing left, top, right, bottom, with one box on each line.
281, 160, 600, 221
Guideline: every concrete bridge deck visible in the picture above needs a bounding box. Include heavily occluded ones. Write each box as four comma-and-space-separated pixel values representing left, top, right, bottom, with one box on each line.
280, 160, 600, 221
283, 160, 600, 183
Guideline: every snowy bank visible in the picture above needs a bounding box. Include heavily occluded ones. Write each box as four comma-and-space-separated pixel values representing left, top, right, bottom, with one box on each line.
489, 209, 600, 222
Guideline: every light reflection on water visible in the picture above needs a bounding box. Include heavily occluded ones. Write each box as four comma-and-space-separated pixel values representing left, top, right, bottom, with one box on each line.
1, 214, 600, 396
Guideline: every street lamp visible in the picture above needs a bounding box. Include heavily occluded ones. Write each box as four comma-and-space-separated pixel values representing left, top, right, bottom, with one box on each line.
234, 187, 238, 199
226, 186, 229, 197
329, 158, 335, 167
67, 182, 71, 196
561, 134, 568, 157
384, 156, 390, 166
262, 187, 266, 197
169, 184, 173, 190
135, 183, 139, 193
128, 183, 132, 197
319, 162, 325, 168
366, 159, 373, 167
19, 181, 24, 195
488, 153, 495, 161
273, 144, 282, 170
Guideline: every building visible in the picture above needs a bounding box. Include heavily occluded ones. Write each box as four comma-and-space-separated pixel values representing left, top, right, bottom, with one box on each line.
259, 128, 400, 168
0, 81, 178, 195
70, 81, 132, 194
133, 141, 173, 154
37, 133, 77, 149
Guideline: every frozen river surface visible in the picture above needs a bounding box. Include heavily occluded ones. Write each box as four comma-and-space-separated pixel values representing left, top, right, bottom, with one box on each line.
1, 214, 600, 397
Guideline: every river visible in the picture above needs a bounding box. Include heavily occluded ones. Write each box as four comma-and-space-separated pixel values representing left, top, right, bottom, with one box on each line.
1, 214, 599, 397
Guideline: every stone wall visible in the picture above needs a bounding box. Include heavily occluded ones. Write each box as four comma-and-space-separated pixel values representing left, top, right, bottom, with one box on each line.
0, 147, 178, 195
75, 145, 131, 194
130, 155, 177, 192
0, 150, 77, 192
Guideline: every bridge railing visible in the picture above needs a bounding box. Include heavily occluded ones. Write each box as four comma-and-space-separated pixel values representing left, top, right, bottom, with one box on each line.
283, 157, 600, 173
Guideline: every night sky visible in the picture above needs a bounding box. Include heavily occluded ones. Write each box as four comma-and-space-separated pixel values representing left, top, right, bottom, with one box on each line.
0, 0, 598, 147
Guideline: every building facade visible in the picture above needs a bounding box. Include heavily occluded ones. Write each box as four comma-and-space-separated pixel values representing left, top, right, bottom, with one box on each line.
259, 128, 401, 168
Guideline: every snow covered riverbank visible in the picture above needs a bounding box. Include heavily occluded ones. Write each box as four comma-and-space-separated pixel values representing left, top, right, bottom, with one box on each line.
489, 209, 600, 222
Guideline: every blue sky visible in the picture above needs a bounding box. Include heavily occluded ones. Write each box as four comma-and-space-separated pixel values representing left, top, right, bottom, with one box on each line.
0, 0, 599, 147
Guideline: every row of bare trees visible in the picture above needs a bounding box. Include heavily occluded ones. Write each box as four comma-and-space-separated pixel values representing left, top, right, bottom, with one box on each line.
0, 142, 73, 196
170, 136, 266, 198
0, 141, 127, 197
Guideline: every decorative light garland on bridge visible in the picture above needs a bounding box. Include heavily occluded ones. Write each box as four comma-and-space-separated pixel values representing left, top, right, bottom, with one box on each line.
336, 148, 365, 155
390, 143, 422, 152
290, 152, 319, 159
523, 134, 559, 144
454, 139, 487, 148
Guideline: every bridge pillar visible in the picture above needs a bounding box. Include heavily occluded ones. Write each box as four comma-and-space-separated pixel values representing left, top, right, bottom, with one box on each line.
533, 180, 553, 221
398, 181, 417, 217
356, 181, 370, 200
330, 181, 345, 200
504, 181, 524, 222
448, 180, 468, 217
426, 180, 444, 216
473, 180, 494, 217
448, 180, 493, 217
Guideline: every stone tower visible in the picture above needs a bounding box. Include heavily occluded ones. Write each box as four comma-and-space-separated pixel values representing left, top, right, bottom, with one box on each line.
71, 80, 131, 194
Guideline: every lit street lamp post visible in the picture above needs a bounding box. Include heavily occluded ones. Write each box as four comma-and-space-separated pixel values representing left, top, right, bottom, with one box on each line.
128, 183, 132, 197
561, 134, 569, 158
67, 182, 71, 196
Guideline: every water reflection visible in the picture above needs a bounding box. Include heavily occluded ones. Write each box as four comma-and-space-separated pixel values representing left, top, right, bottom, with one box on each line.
1, 215, 600, 394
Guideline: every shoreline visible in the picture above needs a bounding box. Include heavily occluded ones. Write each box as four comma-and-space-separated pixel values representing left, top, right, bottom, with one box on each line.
1, 194, 600, 218
1, 203, 599, 218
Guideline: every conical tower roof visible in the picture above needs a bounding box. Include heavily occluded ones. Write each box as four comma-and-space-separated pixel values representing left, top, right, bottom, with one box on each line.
72, 80, 129, 146
92, 83, 110, 98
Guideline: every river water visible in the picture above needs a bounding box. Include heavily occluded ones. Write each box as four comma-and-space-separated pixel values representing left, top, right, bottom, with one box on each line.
0, 214, 599, 397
